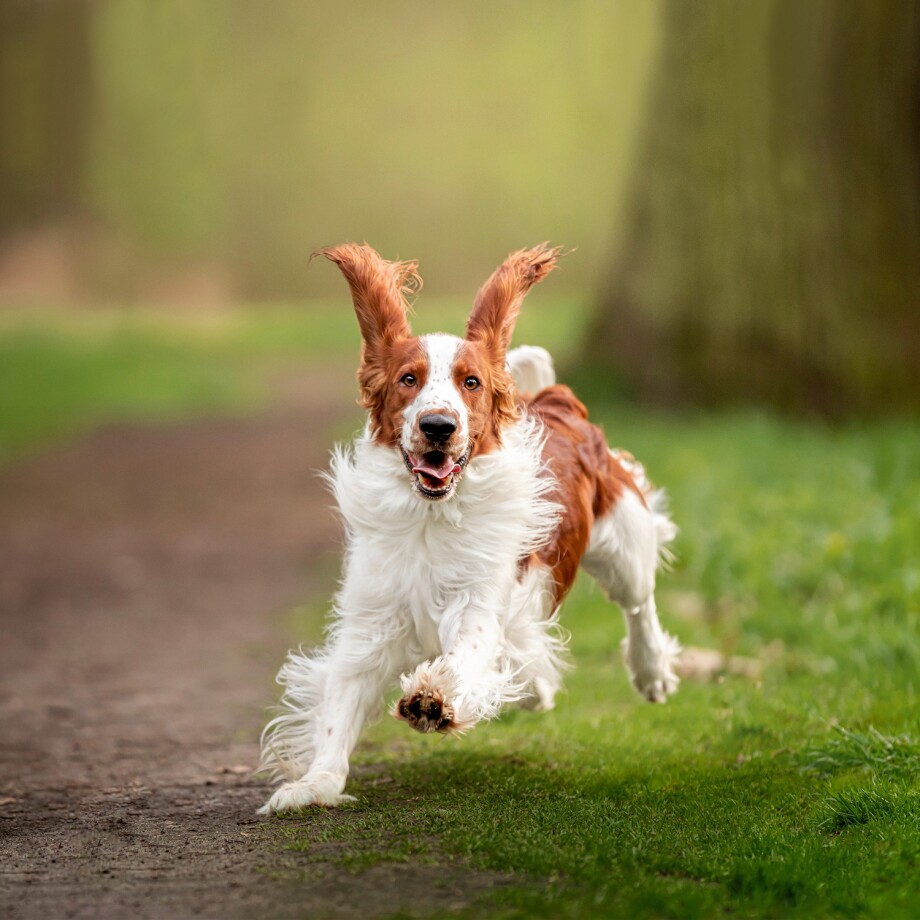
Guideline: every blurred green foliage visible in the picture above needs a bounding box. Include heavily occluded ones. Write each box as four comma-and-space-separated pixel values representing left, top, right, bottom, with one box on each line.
0, 307, 349, 463
1, 1, 659, 299
4, 2, 918, 412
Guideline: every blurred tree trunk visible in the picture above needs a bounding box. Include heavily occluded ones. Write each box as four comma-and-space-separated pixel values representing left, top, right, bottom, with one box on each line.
588, 0, 920, 415
0, 2, 93, 234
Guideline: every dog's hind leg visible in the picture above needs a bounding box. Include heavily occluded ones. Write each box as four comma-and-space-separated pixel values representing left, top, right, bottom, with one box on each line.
619, 595, 681, 703
581, 486, 680, 703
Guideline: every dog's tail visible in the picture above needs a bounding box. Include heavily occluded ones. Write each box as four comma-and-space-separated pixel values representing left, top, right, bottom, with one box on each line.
508, 345, 556, 396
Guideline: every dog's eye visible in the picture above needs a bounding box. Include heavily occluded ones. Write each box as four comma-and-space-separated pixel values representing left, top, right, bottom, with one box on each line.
464, 376, 480, 391
400, 373, 417, 387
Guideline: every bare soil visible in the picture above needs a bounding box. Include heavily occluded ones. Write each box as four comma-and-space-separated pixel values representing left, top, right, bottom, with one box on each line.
0, 379, 507, 918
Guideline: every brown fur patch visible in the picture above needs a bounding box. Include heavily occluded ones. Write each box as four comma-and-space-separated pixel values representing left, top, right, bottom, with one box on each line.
524, 385, 646, 605
359, 337, 428, 446
466, 244, 561, 356
453, 340, 520, 460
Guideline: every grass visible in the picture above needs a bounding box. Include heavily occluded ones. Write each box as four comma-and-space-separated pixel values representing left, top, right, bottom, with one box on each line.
274, 408, 920, 918
803, 726, 920, 780
3, 306, 919, 917
0, 306, 339, 464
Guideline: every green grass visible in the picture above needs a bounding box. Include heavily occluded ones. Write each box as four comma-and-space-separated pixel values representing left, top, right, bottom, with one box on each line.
0, 307, 337, 463
273, 408, 920, 919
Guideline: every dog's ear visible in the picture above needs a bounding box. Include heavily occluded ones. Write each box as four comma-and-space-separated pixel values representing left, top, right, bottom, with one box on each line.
466, 243, 561, 359
317, 243, 418, 351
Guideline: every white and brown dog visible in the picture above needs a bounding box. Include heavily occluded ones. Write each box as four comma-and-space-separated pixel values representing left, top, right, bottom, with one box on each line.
259, 243, 680, 814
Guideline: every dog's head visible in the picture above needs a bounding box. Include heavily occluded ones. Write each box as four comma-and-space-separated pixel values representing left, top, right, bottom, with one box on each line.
320, 242, 560, 501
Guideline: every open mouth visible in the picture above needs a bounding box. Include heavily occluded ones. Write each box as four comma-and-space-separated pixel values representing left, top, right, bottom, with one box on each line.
402, 445, 472, 500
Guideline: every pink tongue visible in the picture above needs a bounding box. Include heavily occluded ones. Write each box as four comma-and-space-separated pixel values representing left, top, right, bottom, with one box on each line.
412, 456, 461, 480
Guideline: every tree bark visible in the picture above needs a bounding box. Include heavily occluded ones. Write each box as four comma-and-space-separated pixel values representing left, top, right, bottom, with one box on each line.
0, 1, 94, 234
588, 0, 920, 415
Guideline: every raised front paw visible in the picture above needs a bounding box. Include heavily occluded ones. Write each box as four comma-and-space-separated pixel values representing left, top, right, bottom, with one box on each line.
394, 660, 472, 734
258, 771, 355, 815
395, 686, 457, 734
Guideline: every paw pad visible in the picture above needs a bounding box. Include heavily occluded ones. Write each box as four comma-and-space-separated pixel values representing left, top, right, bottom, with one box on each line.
395, 688, 456, 733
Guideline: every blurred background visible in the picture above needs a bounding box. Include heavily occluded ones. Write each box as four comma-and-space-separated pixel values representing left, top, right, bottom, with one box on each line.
2, 7, 919, 911
0, 0, 657, 303
3, 0, 918, 427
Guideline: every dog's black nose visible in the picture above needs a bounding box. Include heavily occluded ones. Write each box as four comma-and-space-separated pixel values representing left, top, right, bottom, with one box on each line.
419, 413, 457, 440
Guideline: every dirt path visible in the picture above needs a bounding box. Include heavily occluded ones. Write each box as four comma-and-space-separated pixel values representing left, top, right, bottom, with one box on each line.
0, 377, 499, 918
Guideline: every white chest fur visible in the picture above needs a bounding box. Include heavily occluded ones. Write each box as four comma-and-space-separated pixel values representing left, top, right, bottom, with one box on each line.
327, 418, 559, 657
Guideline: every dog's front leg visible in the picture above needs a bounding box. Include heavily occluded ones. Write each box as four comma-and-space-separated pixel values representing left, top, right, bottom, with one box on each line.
260, 623, 401, 814
396, 591, 513, 734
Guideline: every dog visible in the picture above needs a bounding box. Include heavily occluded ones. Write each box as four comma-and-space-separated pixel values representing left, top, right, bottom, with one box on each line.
259, 243, 680, 814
